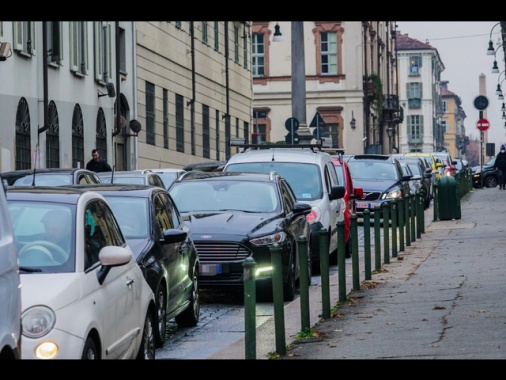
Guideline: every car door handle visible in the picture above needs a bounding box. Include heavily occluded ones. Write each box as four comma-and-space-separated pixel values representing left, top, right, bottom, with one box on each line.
126, 278, 134, 286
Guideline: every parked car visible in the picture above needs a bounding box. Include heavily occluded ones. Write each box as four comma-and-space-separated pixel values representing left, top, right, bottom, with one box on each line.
6, 186, 156, 359
147, 168, 187, 190
331, 155, 364, 258
404, 152, 441, 186
454, 158, 469, 175
1, 168, 101, 187
472, 157, 497, 188
0, 176, 22, 359
68, 183, 200, 348
346, 154, 412, 218
97, 169, 165, 189
169, 171, 312, 302
431, 151, 458, 177
223, 143, 345, 271
399, 160, 421, 199
394, 155, 433, 209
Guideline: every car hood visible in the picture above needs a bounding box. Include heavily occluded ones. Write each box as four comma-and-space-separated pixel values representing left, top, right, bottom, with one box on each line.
182, 211, 279, 238
124, 238, 153, 261
352, 178, 401, 193
21, 273, 81, 312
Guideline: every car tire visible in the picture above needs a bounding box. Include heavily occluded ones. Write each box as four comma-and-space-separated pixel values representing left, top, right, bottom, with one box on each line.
81, 336, 99, 359
485, 175, 498, 188
175, 270, 200, 327
137, 311, 155, 360
154, 285, 167, 348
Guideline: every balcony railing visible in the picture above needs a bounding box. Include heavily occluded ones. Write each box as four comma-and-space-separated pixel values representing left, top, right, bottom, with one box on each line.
382, 94, 399, 111
408, 98, 421, 108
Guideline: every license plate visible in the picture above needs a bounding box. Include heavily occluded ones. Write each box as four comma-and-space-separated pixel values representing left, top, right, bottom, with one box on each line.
201, 263, 222, 276
356, 201, 380, 209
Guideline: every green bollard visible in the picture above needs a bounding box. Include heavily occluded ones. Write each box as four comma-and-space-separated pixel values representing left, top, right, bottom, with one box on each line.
398, 197, 405, 252
269, 243, 286, 355
337, 220, 346, 303
363, 210, 371, 280
297, 235, 311, 329
410, 194, 416, 243
351, 214, 360, 291
417, 193, 422, 238
404, 194, 411, 247
420, 193, 425, 234
374, 205, 381, 270
243, 257, 256, 360
433, 181, 439, 221
391, 200, 397, 258
382, 202, 390, 264
318, 229, 330, 320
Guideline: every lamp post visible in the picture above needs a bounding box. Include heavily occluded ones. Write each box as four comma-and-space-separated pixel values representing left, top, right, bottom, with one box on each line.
487, 22, 501, 55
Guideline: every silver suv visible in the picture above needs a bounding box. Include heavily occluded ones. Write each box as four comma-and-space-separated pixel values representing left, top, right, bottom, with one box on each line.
224, 143, 345, 271
0, 177, 22, 359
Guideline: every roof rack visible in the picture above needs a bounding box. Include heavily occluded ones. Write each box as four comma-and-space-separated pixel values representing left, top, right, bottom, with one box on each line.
230, 141, 341, 153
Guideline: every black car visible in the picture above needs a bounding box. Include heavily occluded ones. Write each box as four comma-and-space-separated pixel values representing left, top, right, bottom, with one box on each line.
472, 157, 497, 188
1, 168, 101, 186
394, 155, 433, 209
347, 154, 412, 217
66, 183, 200, 348
168, 171, 312, 302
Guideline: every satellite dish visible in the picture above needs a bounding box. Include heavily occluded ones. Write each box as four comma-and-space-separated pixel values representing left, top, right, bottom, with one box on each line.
130, 119, 142, 133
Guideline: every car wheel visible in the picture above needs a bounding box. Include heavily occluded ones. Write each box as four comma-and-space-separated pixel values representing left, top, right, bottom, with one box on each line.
283, 254, 296, 302
81, 336, 99, 359
154, 286, 167, 348
175, 269, 200, 327
137, 311, 155, 360
485, 175, 498, 188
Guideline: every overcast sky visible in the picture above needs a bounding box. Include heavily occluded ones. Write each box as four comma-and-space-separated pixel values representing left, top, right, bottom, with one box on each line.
396, 21, 505, 149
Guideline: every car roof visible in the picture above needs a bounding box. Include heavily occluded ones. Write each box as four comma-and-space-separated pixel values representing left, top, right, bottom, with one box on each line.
64, 183, 159, 196
6, 185, 95, 204
173, 170, 278, 184
348, 154, 393, 161
226, 147, 333, 165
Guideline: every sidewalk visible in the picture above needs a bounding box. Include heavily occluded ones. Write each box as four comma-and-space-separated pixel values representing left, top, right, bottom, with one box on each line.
209, 187, 506, 360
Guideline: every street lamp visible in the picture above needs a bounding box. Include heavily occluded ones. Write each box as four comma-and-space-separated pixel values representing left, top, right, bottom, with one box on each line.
350, 111, 356, 129
273, 23, 282, 42
487, 22, 501, 55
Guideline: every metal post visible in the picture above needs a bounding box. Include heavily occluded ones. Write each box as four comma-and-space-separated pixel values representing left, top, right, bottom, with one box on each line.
318, 229, 330, 320
382, 202, 390, 264
351, 214, 360, 291
405, 194, 411, 246
398, 197, 404, 252
391, 200, 397, 258
297, 236, 311, 329
374, 205, 381, 270
337, 220, 346, 302
363, 210, 372, 280
243, 257, 256, 359
269, 243, 286, 355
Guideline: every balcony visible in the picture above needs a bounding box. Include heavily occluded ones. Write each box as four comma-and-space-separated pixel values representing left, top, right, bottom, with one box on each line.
383, 94, 399, 111
408, 98, 421, 108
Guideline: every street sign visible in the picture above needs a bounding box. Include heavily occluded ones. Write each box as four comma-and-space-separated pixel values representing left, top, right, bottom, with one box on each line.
284, 117, 299, 131
473, 95, 489, 111
477, 118, 490, 131
285, 132, 299, 144
309, 112, 325, 128
312, 127, 325, 140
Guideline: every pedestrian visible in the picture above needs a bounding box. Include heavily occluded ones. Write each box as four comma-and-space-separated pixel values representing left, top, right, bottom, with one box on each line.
493, 144, 506, 190
86, 149, 112, 173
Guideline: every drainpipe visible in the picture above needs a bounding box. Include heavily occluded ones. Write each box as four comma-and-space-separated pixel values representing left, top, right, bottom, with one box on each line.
189, 21, 196, 155
224, 22, 230, 158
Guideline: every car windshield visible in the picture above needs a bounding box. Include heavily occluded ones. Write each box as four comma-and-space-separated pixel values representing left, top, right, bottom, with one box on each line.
102, 196, 149, 239
225, 162, 322, 201
157, 172, 179, 187
7, 201, 76, 272
12, 174, 72, 186
170, 180, 280, 213
347, 161, 398, 181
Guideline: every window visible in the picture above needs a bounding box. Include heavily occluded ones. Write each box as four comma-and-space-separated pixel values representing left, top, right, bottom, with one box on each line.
95, 108, 107, 163
163, 89, 168, 149
15, 97, 31, 170
243, 32, 248, 69
94, 22, 112, 83
407, 82, 422, 108
46, 101, 60, 168
320, 32, 337, 75
72, 104, 85, 168
234, 24, 239, 64
442, 101, 448, 113
12, 22, 35, 56
243, 121, 249, 144
118, 26, 126, 74
224, 115, 231, 159
175, 22, 181, 30
69, 22, 88, 75
146, 82, 155, 145
202, 22, 208, 44
252, 33, 264, 77
410, 56, 422, 75
441, 119, 448, 134
46, 22, 63, 65
214, 22, 219, 52
176, 94, 184, 153
203, 105, 210, 158
407, 115, 423, 143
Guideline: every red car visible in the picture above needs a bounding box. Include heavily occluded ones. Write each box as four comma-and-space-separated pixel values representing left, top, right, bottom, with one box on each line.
331, 155, 363, 258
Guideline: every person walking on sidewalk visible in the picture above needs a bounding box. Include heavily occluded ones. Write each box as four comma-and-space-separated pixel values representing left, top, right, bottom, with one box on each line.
86, 149, 112, 173
493, 144, 506, 190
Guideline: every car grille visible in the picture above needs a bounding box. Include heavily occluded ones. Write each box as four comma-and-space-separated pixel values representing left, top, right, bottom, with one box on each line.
362, 192, 381, 201
194, 242, 251, 262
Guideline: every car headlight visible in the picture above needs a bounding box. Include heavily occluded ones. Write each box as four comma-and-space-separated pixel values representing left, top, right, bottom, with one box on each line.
22, 305, 56, 339
250, 231, 287, 246
384, 189, 402, 199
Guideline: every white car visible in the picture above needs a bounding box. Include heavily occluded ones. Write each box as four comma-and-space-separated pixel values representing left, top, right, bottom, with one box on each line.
6, 186, 157, 360
0, 178, 21, 359
224, 143, 346, 271
145, 168, 187, 190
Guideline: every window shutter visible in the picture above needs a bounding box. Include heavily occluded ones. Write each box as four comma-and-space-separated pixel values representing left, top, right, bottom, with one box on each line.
82, 22, 89, 75
94, 22, 103, 81
13, 22, 23, 51
105, 23, 112, 82
28, 22, 35, 55
51, 22, 62, 63
69, 22, 79, 72
418, 56, 422, 67
420, 83, 423, 98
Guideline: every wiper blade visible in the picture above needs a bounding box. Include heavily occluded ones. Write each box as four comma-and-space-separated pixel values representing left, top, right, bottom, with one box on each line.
19, 266, 43, 272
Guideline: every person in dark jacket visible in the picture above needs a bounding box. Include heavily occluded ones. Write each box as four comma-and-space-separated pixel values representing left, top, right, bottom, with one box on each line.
86, 149, 112, 173
493, 144, 506, 190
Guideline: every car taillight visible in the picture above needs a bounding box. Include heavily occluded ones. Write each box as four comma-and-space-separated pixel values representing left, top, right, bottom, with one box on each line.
306, 209, 318, 223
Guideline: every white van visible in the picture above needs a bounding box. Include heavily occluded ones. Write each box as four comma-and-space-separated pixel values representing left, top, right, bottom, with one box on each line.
0, 177, 21, 359
224, 144, 345, 270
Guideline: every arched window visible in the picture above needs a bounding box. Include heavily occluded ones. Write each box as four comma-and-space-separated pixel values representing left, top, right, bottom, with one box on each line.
71, 104, 84, 168
15, 97, 31, 170
96, 108, 107, 162
46, 101, 60, 168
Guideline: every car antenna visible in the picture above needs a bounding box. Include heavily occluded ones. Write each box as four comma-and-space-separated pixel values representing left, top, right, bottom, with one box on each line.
31, 166, 37, 186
